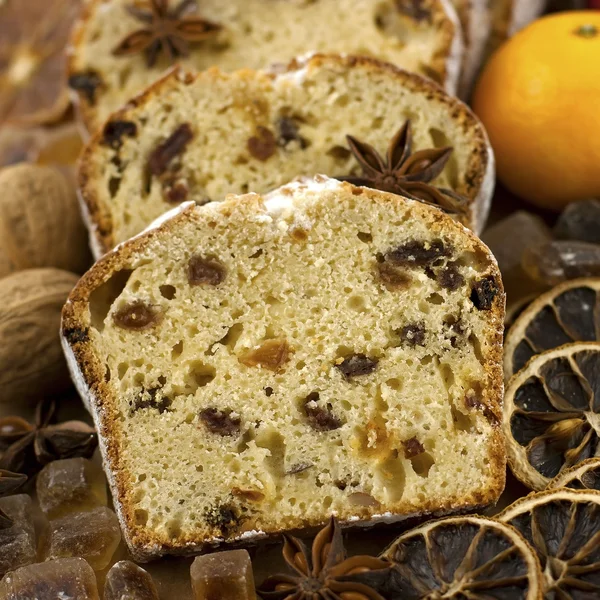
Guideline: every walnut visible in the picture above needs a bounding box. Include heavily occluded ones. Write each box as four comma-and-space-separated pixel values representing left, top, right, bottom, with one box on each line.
239, 339, 292, 372
0, 164, 92, 278
1, 268, 79, 404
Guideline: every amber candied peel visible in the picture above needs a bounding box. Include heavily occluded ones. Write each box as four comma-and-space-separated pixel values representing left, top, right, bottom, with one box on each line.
503, 342, 600, 490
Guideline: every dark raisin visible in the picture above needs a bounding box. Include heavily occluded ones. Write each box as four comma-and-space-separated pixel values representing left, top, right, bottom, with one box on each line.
199, 408, 241, 437
376, 262, 412, 291
303, 393, 343, 432
112, 301, 162, 330
204, 503, 240, 535
102, 120, 137, 150
396, 0, 431, 22
63, 327, 89, 345
402, 437, 425, 458
437, 262, 465, 291
247, 126, 277, 161
161, 174, 189, 204
336, 354, 378, 379
470, 276, 499, 310
399, 324, 426, 347
386, 240, 451, 268
277, 117, 308, 148
465, 388, 499, 425
131, 388, 172, 415
68, 71, 102, 104
187, 255, 226, 286
264, 387, 274, 396
147, 123, 194, 176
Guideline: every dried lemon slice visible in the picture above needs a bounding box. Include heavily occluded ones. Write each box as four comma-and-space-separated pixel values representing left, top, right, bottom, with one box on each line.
499, 489, 600, 598
376, 515, 542, 599
0, 0, 82, 126
503, 342, 600, 490
504, 278, 600, 379
549, 457, 600, 491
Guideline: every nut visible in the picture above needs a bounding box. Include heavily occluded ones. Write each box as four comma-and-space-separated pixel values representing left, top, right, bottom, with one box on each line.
0, 164, 92, 277
0, 268, 79, 404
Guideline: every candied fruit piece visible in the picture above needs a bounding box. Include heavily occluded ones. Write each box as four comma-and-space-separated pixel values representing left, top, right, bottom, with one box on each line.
36, 458, 107, 519
39, 506, 121, 571
482, 211, 552, 300
187, 255, 226, 286
247, 126, 277, 161
190, 549, 256, 600
0, 558, 99, 600
112, 301, 162, 330
554, 199, 600, 244
239, 339, 291, 371
522, 240, 600, 286
0, 495, 36, 577
104, 561, 158, 600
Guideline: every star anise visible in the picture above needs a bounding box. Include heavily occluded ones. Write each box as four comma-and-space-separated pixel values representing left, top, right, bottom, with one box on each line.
113, 0, 221, 68
338, 120, 469, 216
258, 516, 390, 600
0, 469, 27, 529
0, 397, 98, 476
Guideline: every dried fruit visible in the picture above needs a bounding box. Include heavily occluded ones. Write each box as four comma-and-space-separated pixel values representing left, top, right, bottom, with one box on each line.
277, 117, 308, 149
548, 457, 600, 491
503, 342, 600, 490
131, 387, 172, 414
377, 515, 542, 599
437, 262, 464, 290
499, 489, 600, 598
0, 397, 98, 476
112, 300, 163, 331
147, 123, 194, 176
258, 516, 390, 599
239, 339, 291, 372
470, 276, 500, 311
187, 254, 227, 286
0, 268, 80, 404
191, 549, 255, 600
248, 126, 277, 161
375, 261, 411, 291
504, 278, 600, 377
102, 120, 138, 150
554, 198, 600, 244
522, 240, 600, 286
398, 323, 426, 347
335, 354, 378, 379
303, 393, 343, 432
0, 0, 81, 126
402, 437, 425, 458
385, 239, 450, 268
338, 120, 469, 216
0, 165, 92, 275
105, 561, 159, 600
199, 408, 241, 437
68, 71, 103, 105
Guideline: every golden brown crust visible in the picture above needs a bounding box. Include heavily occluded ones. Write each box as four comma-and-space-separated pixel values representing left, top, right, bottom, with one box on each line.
63, 182, 505, 560
78, 54, 493, 255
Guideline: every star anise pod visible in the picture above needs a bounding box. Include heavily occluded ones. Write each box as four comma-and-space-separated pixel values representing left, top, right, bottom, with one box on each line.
0, 397, 98, 476
338, 120, 469, 216
113, 0, 221, 68
258, 516, 390, 600
0, 469, 27, 529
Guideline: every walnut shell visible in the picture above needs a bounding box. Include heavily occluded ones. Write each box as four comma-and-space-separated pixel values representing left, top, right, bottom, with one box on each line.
0, 164, 92, 277
0, 268, 80, 404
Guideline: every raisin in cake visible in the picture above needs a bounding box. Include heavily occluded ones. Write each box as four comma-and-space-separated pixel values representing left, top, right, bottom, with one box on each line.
62, 176, 506, 560
68, 0, 463, 133
78, 53, 494, 257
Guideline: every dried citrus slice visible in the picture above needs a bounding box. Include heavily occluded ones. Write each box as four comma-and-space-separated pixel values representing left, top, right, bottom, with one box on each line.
503, 342, 600, 490
0, 0, 82, 126
375, 515, 542, 599
499, 489, 600, 599
549, 457, 600, 492
504, 278, 600, 379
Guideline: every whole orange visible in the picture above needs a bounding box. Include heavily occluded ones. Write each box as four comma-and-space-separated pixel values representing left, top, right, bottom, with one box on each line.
472, 11, 600, 211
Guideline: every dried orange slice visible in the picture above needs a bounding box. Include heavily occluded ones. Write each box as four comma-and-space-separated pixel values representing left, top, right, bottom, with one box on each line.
504, 278, 600, 379
499, 489, 600, 598
549, 457, 600, 492
0, 0, 82, 126
376, 515, 542, 599
503, 342, 600, 490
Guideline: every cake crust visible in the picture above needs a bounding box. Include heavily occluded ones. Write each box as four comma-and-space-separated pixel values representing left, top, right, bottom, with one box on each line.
63, 178, 505, 560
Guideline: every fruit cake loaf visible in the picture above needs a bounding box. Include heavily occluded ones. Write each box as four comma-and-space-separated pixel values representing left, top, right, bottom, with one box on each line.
62, 176, 506, 560
78, 53, 494, 257
68, 0, 463, 133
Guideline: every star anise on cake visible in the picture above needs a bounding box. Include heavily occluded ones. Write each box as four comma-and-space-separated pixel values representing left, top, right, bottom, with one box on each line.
258, 516, 390, 599
113, 0, 222, 68
0, 469, 27, 529
0, 397, 98, 476
338, 120, 469, 215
